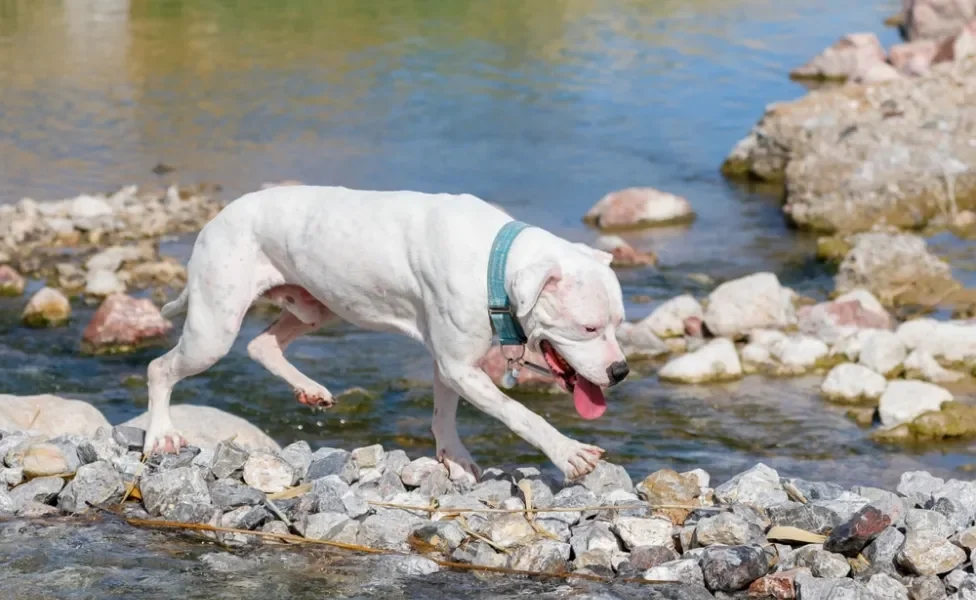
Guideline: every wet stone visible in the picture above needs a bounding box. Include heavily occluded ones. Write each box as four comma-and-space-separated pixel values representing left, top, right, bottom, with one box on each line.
899, 531, 966, 575
209, 479, 265, 510
905, 508, 955, 538
111, 425, 145, 451
210, 440, 249, 480
701, 544, 769, 593
57, 460, 123, 513
768, 502, 842, 535
645, 559, 704, 586
694, 511, 764, 546
9, 476, 64, 508
579, 461, 633, 495
278, 441, 312, 482
140, 466, 211, 516
507, 540, 571, 572
824, 505, 891, 554
372, 554, 441, 577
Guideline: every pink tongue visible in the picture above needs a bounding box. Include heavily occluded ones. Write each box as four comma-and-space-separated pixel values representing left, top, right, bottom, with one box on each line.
573, 378, 607, 420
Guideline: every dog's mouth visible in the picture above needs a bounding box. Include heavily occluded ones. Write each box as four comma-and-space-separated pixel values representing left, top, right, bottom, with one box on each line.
540, 340, 607, 421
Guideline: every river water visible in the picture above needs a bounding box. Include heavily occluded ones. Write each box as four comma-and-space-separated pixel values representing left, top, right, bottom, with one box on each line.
1, 0, 973, 594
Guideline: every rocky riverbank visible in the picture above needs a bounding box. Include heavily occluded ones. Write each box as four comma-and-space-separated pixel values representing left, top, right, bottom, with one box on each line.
3, 395, 976, 599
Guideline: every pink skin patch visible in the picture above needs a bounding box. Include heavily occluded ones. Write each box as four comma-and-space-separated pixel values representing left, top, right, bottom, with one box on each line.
540, 340, 607, 420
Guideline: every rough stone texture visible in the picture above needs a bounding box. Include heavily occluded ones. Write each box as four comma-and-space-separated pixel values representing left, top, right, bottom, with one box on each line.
583, 187, 695, 230
645, 559, 704, 586
798, 289, 892, 343
9, 476, 64, 508
866, 572, 910, 600
487, 514, 536, 549
768, 503, 843, 535
123, 405, 280, 453
507, 540, 571, 572
351, 444, 385, 469
209, 479, 264, 510
57, 460, 123, 513
629, 545, 680, 570
824, 505, 891, 554
794, 572, 874, 600
278, 441, 312, 481
702, 273, 796, 339
898, 531, 967, 575
906, 508, 956, 538
210, 440, 249, 480
899, 471, 946, 507
908, 574, 948, 600
714, 463, 788, 510
658, 338, 743, 383
242, 452, 295, 493
400, 457, 446, 488
0, 394, 109, 438
616, 320, 671, 358
791, 33, 888, 81
694, 512, 764, 546
22, 287, 71, 328
140, 466, 211, 517
579, 461, 633, 496
21, 441, 80, 477
878, 381, 953, 428
903, 0, 976, 41
570, 520, 621, 557
700, 545, 769, 592
302, 512, 358, 543
409, 521, 465, 555
81, 293, 172, 352
858, 331, 908, 376
612, 516, 674, 551
358, 512, 424, 552
821, 364, 887, 404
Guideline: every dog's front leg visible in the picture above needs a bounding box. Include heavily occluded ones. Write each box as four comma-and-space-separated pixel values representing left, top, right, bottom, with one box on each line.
438, 361, 605, 481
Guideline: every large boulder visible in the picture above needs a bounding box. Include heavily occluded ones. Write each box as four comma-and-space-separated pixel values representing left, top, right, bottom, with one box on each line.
897, 318, 976, 366
903, 0, 976, 41
121, 404, 280, 453
0, 394, 109, 437
790, 33, 888, 81
703, 273, 796, 339
796, 289, 892, 345
583, 188, 695, 230
82, 293, 172, 353
878, 381, 953, 428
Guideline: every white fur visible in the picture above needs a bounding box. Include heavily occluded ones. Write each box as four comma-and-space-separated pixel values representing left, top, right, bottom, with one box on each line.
146, 185, 627, 480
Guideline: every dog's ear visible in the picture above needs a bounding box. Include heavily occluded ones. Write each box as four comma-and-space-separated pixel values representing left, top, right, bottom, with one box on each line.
573, 243, 613, 267
510, 259, 562, 317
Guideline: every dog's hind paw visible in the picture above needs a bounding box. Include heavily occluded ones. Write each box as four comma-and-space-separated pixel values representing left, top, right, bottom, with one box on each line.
143, 429, 187, 456
556, 441, 605, 481
436, 448, 482, 484
295, 388, 334, 408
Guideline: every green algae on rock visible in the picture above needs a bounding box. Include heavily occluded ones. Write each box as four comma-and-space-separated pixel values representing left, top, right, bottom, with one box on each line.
872, 402, 976, 443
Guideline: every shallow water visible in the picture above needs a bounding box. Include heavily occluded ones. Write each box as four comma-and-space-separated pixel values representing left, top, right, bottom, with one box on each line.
0, 0, 971, 516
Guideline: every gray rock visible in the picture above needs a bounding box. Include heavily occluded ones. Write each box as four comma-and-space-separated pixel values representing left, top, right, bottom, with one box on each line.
932, 480, 976, 521
812, 491, 870, 522
111, 425, 145, 451
469, 478, 515, 504
49, 435, 97, 466
356, 468, 406, 502
899, 531, 966, 575
898, 471, 945, 507
946, 570, 976, 594
574, 548, 615, 577
149, 446, 200, 471
140, 466, 211, 516
221, 505, 271, 531
430, 493, 489, 531
768, 502, 842, 535
613, 516, 674, 551
908, 575, 947, 600
306, 448, 357, 484
111, 452, 144, 479
0, 432, 30, 466
342, 490, 369, 518
906, 508, 956, 538
351, 444, 385, 469
57, 460, 123, 513
163, 501, 216, 524
630, 545, 680, 571
9, 476, 64, 508
210, 440, 249, 480
242, 452, 295, 493
18, 501, 60, 517
579, 461, 633, 495
598, 488, 645, 518
372, 555, 441, 576
700, 545, 768, 592
0, 488, 16, 513
0, 467, 23, 488
954, 580, 976, 600
782, 478, 846, 502
928, 496, 970, 533
209, 479, 264, 510
278, 441, 312, 481
302, 512, 358, 543
790, 545, 851, 578
714, 463, 788, 509
694, 512, 764, 546
954, 525, 976, 551
487, 513, 536, 549
357, 512, 424, 551
507, 540, 571, 572
416, 468, 454, 498
311, 475, 351, 513
261, 520, 290, 537
400, 457, 444, 487
795, 572, 874, 600
570, 520, 621, 557
866, 573, 909, 600
644, 559, 704, 586
409, 520, 465, 554
861, 526, 905, 576
451, 540, 506, 568
538, 485, 599, 527
380, 449, 410, 477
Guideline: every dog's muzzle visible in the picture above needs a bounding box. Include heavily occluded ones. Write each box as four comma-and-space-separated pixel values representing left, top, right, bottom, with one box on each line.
607, 360, 630, 386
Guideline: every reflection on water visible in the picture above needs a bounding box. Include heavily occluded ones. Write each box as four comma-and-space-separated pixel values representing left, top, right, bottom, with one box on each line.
1, 0, 957, 494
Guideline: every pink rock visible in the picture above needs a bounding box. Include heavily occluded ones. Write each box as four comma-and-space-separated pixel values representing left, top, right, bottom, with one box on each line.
594, 236, 658, 268
790, 33, 887, 80
683, 316, 704, 338
904, 0, 976, 41
889, 39, 939, 75
583, 188, 694, 230
478, 346, 558, 391
797, 290, 893, 345
82, 293, 172, 353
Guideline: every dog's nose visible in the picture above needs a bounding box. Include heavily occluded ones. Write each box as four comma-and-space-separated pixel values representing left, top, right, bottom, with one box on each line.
607, 360, 630, 386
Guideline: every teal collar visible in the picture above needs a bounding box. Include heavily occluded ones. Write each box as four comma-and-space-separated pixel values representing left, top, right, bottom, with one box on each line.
487, 220, 532, 345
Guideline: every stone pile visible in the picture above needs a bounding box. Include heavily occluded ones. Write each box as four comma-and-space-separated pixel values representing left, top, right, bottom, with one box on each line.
4, 422, 976, 598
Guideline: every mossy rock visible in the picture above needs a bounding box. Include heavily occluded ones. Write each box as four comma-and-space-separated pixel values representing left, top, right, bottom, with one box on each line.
871, 402, 976, 443
816, 236, 852, 262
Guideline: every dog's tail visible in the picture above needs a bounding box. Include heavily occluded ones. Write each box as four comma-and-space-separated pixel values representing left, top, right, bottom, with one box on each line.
161, 287, 189, 319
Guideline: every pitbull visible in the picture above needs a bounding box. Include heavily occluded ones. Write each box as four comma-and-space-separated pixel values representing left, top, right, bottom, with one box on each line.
146, 185, 630, 480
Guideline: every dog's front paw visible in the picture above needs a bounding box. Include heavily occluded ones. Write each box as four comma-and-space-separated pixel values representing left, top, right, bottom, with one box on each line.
553, 440, 605, 481
294, 387, 334, 408
143, 428, 187, 456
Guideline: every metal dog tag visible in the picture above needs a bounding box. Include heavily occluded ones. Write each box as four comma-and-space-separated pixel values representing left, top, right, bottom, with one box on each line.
500, 359, 521, 389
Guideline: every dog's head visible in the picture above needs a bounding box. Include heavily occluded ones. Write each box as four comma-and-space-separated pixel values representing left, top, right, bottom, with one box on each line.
510, 243, 628, 420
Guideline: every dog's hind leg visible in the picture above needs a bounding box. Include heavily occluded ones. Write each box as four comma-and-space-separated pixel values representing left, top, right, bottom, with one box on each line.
432, 365, 481, 482
247, 285, 337, 407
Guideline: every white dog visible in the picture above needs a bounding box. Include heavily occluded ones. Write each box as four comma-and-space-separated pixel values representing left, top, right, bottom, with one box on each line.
146, 185, 630, 480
